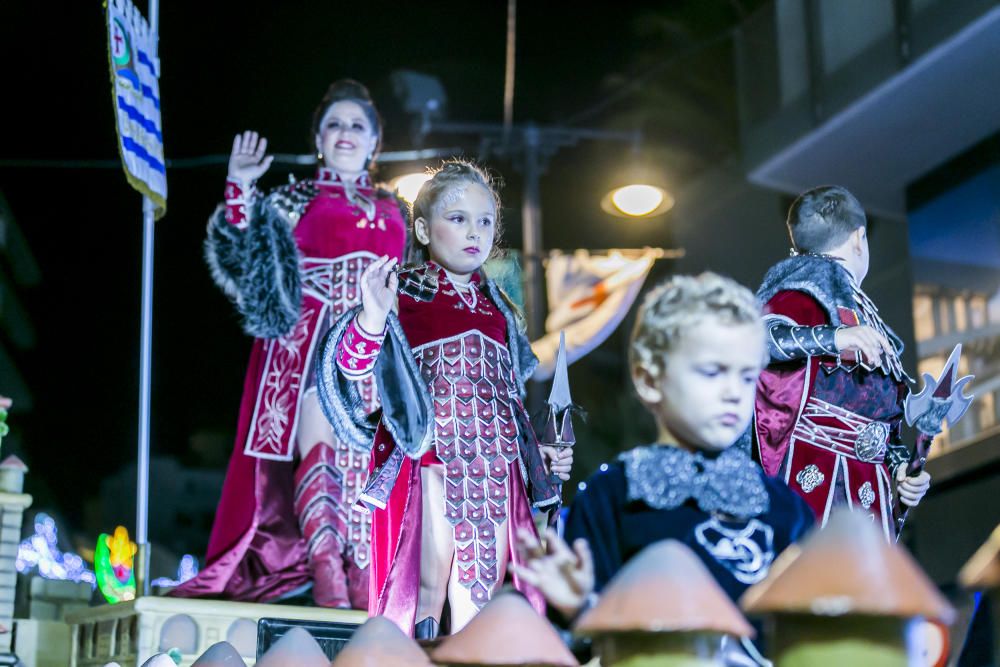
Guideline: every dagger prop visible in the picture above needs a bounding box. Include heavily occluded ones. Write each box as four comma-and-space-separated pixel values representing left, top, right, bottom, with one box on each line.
540, 332, 579, 450
894, 344, 974, 539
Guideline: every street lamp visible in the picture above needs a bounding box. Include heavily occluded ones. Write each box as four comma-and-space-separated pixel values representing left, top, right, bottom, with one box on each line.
601, 183, 674, 218
600, 157, 673, 218
389, 172, 432, 205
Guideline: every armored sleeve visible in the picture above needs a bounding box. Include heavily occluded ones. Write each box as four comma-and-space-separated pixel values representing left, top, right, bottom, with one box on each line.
763, 291, 839, 362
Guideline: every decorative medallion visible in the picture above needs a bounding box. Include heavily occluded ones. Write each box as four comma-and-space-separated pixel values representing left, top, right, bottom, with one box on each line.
795, 464, 825, 493
854, 421, 890, 462
694, 518, 775, 585
858, 481, 876, 509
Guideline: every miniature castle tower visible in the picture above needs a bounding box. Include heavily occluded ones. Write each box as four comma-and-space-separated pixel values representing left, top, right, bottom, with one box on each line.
958, 522, 1000, 662
741, 509, 954, 667
430, 592, 578, 667
332, 616, 431, 667
0, 455, 30, 666
574, 540, 755, 666
255, 626, 330, 667
190, 640, 248, 666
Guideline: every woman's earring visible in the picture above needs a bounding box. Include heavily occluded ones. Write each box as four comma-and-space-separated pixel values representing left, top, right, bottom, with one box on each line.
317, 151, 324, 162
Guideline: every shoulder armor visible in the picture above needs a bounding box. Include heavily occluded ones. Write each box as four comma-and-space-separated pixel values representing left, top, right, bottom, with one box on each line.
397, 264, 439, 302
263, 180, 319, 226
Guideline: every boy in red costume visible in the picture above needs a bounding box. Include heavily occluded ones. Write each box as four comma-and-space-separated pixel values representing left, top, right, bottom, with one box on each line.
751, 185, 930, 539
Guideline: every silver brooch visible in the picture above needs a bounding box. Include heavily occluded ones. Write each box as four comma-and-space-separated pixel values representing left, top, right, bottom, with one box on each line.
858, 481, 876, 509
854, 422, 889, 462
795, 465, 824, 493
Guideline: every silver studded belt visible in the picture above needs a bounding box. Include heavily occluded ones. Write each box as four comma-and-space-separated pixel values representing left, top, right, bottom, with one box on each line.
792, 397, 889, 463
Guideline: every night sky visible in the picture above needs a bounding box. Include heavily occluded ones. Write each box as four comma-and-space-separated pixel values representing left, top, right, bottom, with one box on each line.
0, 1, 758, 551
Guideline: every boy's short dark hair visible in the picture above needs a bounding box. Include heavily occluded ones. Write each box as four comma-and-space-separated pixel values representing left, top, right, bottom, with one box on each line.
786, 185, 867, 254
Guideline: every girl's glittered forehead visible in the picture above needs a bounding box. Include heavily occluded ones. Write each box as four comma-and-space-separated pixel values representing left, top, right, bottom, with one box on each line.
430, 181, 496, 215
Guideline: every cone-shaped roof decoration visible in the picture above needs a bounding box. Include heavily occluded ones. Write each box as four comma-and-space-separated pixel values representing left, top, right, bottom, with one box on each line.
139, 656, 178, 667
332, 616, 431, 667
191, 641, 248, 666
575, 540, 754, 638
430, 592, 578, 666
741, 509, 955, 622
255, 626, 330, 667
959, 523, 1000, 590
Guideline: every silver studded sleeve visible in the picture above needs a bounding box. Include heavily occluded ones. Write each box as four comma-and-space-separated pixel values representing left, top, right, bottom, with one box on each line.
764, 314, 841, 362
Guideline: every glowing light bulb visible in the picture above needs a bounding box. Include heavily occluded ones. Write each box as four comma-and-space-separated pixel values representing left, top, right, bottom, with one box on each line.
611, 184, 665, 216
391, 173, 432, 205
600, 182, 674, 219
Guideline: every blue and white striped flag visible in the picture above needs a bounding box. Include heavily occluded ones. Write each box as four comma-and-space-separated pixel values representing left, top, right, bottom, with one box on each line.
106, 0, 166, 218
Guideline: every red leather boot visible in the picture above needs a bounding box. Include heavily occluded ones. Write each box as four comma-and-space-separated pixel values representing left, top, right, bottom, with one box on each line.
294, 443, 350, 608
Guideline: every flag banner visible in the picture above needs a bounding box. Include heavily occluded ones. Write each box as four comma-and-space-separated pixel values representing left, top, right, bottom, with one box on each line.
532, 249, 657, 380
106, 0, 166, 218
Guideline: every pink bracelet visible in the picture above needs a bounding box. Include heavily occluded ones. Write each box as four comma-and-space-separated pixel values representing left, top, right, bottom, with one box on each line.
337, 316, 385, 379
223, 178, 255, 228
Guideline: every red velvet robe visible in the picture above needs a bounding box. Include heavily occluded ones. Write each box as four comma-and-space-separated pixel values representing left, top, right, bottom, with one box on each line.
173, 171, 406, 602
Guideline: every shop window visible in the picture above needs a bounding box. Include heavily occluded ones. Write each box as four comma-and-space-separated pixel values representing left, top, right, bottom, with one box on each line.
912, 294, 934, 341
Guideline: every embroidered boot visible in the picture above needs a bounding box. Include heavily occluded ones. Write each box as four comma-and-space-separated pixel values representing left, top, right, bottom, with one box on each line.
294, 442, 350, 608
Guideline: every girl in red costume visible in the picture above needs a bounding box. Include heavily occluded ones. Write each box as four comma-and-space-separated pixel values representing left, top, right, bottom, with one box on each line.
173, 80, 407, 609
317, 161, 573, 636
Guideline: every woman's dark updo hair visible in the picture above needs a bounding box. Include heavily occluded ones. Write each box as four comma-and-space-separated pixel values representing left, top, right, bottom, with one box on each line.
310, 79, 383, 164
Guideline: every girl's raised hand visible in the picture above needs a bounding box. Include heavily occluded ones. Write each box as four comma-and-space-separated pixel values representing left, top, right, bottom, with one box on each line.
227, 131, 274, 184
357, 256, 398, 334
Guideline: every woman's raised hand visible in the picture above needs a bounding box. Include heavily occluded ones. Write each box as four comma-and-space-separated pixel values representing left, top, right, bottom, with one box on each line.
227, 131, 274, 184
357, 256, 399, 334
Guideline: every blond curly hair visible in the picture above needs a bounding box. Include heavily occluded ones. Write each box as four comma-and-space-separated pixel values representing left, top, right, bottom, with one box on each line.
630, 272, 763, 379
